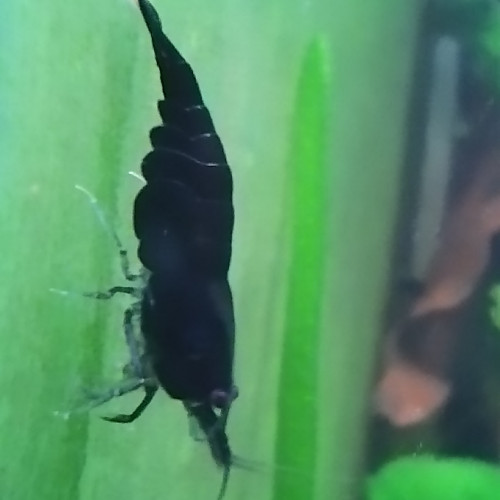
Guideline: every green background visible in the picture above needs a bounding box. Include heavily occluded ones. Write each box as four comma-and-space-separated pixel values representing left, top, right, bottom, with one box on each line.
0, 0, 420, 499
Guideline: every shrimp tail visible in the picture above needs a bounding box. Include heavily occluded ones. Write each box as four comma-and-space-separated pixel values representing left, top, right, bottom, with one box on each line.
137, 0, 204, 104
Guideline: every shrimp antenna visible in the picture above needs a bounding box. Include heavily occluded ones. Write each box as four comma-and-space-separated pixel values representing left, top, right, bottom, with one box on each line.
75, 184, 123, 250
75, 184, 138, 281
231, 454, 313, 477
217, 463, 230, 500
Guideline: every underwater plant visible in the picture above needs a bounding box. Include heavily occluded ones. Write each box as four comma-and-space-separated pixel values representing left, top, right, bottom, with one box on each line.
368, 455, 500, 500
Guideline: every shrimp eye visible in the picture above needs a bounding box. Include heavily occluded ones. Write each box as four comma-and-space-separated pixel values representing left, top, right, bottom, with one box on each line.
210, 390, 227, 409
210, 386, 239, 409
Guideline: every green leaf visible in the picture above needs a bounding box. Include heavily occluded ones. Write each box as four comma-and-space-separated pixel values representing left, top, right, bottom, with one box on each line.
369, 456, 500, 500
